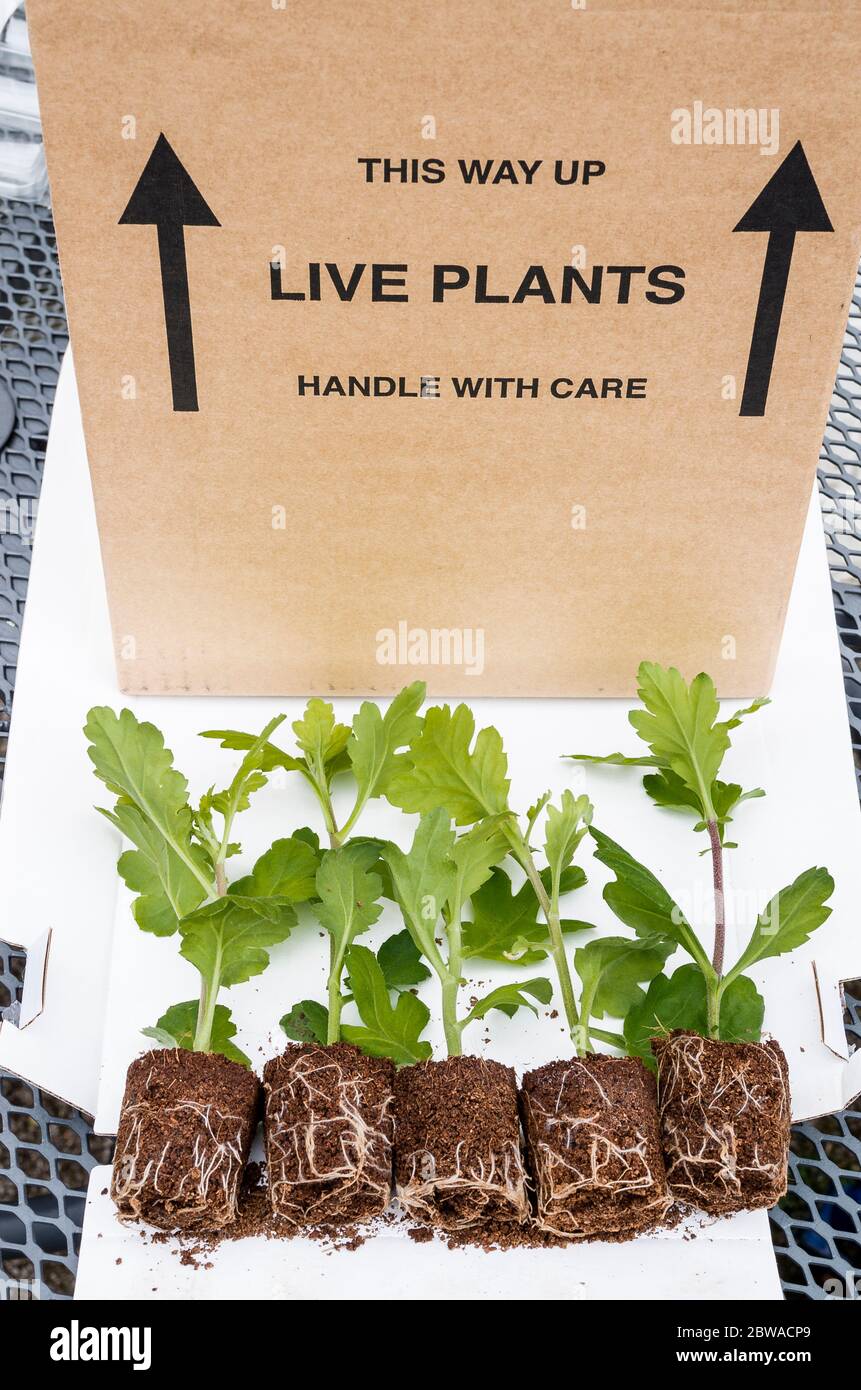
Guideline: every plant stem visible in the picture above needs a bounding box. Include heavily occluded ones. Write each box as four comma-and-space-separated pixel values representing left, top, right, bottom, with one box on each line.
194, 862, 227, 1052
440, 903, 465, 1057
576, 984, 598, 1056
194, 975, 219, 1053
327, 935, 346, 1044
706, 817, 725, 1038
506, 823, 580, 1046
441, 973, 463, 1056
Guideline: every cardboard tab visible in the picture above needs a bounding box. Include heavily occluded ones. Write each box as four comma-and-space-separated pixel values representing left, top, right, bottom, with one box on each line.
0, 928, 51, 1030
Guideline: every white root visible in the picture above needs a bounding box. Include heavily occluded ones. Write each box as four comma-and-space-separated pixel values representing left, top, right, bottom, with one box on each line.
654, 1035, 790, 1210
523, 1060, 670, 1239
265, 1049, 393, 1225
112, 1060, 251, 1230
396, 1136, 531, 1231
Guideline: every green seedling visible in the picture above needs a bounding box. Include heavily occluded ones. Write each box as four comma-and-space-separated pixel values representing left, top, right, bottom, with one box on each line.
382, 809, 552, 1058
85, 707, 317, 1063
214, 683, 432, 1051
381, 702, 641, 1055
202, 681, 425, 849
567, 662, 834, 1053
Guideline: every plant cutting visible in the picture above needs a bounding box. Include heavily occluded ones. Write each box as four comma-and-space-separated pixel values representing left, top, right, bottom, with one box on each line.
86, 706, 316, 1231
204, 682, 425, 1044
382, 808, 553, 1230
385, 704, 672, 1238
520, 922, 674, 1238
206, 686, 426, 1227
568, 661, 834, 1214
262, 845, 400, 1227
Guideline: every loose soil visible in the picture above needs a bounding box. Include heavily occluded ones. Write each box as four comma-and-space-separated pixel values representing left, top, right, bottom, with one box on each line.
112, 1048, 260, 1232
520, 1055, 670, 1239
652, 1031, 790, 1214
263, 1042, 394, 1226
394, 1055, 529, 1230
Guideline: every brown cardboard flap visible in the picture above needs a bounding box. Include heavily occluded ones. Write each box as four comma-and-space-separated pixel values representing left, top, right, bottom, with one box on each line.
27, 0, 861, 696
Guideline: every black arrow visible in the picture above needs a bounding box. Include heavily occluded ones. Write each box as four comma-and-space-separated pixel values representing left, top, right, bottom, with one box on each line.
119, 134, 219, 412
733, 140, 833, 417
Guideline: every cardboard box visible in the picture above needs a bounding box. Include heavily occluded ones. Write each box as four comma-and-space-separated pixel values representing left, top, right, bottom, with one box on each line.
25, 0, 861, 695
1, 352, 859, 1299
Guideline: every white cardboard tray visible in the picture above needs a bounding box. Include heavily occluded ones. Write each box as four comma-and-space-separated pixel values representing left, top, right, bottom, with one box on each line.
75, 1174, 781, 1301
0, 352, 859, 1299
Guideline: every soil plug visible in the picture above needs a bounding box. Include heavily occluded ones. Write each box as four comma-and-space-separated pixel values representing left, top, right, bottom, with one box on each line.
113, 1048, 259, 1232
520, 1054, 668, 1238
86, 707, 315, 1230
394, 1054, 528, 1230
235, 687, 425, 1226
651, 1031, 790, 1213
521, 929, 674, 1238
263, 1041, 395, 1226
568, 661, 833, 1215
385, 703, 671, 1237
383, 811, 552, 1229
266, 848, 401, 1225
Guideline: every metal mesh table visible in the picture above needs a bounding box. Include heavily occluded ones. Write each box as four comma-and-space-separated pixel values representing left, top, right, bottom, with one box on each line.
0, 185, 859, 1305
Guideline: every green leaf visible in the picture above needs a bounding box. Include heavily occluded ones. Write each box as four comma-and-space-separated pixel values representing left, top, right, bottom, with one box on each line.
292, 698, 351, 770
341, 944, 432, 1066
565, 751, 666, 768
712, 780, 765, 822
86, 706, 191, 817
228, 835, 320, 903
624, 965, 764, 1066
376, 929, 431, 988
641, 767, 764, 843
627, 666, 770, 826
544, 790, 592, 893
311, 847, 384, 953
109, 803, 208, 936
386, 703, 509, 825
727, 867, 834, 981
574, 935, 673, 1025
339, 837, 396, 899
179, 895, 296, 990
142, 1000, 251, 1066
718, 974, 766, 1044
589, 826, 712, 975
198, 728, 307, 776
447, 816, 511, 918
383, 809, 455, 967
525, 790, 551, 842
200, 715, 286, 845
200, 703, 351, 802
721, 696, 771, 732
462, 865, 590, 963
640, 767, 702, 817
628, 664, 727, 818
347, 682, 425, 809
280, 999, 329, 1045
463, 977, 553, 1025
206, 771, 269, 819
141, 1026, 180, 1047
86, 707, 214, 932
